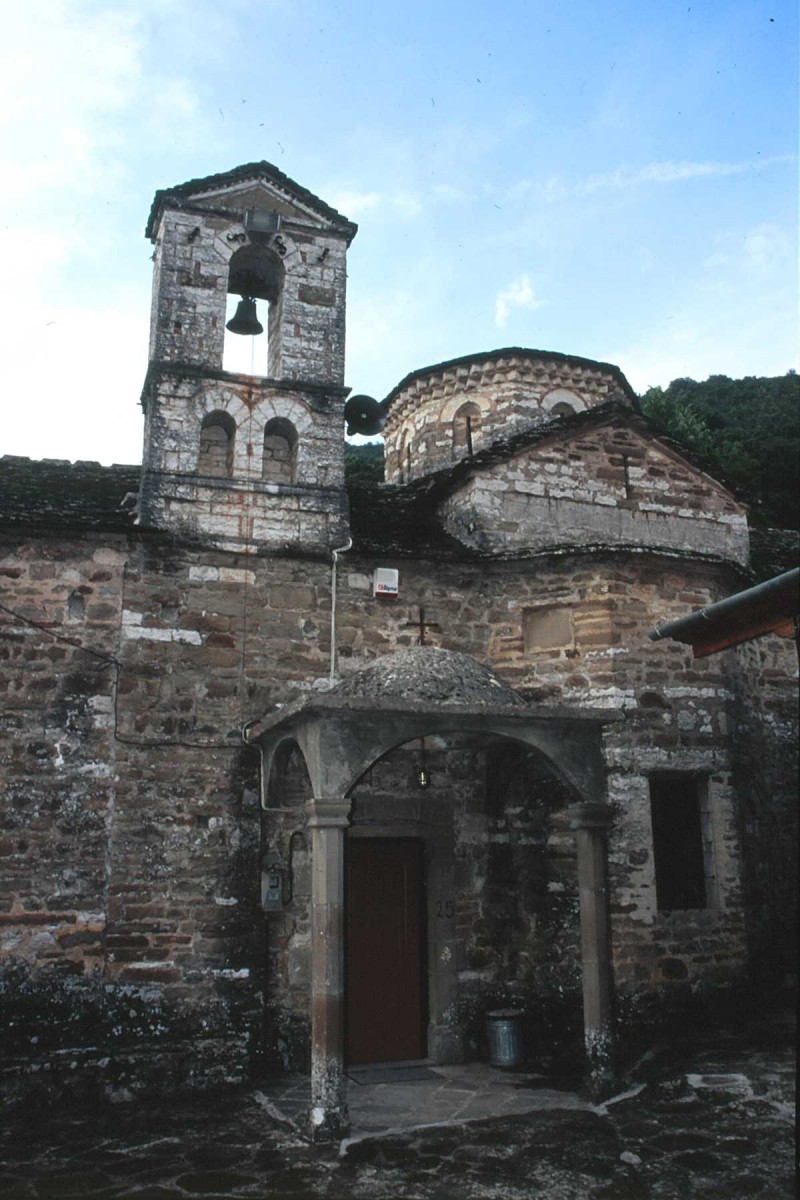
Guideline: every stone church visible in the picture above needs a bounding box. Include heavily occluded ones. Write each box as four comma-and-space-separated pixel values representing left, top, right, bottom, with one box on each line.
1, 162, 796, 1138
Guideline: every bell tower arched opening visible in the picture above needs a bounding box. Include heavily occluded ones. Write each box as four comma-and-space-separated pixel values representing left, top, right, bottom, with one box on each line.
223, 242, 285, 378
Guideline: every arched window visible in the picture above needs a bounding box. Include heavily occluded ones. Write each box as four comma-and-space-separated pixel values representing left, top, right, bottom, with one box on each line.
262, 417, 297, 484
543, 388, 583, 419
198, 411, 235, 477
395, 433, 409, 484
453, 401, 481, 455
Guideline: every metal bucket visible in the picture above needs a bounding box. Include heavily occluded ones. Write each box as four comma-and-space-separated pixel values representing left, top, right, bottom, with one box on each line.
487, 1008, 523, 1068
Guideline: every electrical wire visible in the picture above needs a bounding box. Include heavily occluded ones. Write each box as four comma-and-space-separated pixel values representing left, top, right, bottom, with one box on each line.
0, 599, 250, 753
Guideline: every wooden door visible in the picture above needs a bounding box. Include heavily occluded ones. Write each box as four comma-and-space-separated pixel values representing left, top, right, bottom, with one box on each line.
346, 838, 427, 1065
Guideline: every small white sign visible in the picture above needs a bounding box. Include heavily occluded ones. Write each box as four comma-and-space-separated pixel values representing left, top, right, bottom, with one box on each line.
373, 567, 399, 598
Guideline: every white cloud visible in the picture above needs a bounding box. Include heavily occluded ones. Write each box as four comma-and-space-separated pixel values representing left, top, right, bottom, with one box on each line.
432, 184, 466, 204
704, 222, 794, 278
617, 295, 799, 395
330, 189, 422, 221
391, 192, 423, 219
742, 223, 792, 274
528, 156, 793, 205
580, 156, 790, 195
3, 297, 147, 464
0, 3, 201, 463
0, 7, 143, 204
331, 190, 382, 218
494, 275, 545, 327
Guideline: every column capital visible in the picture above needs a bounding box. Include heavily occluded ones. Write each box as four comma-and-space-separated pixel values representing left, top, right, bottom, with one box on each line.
305, 797, 351, 829
568, 802, 614, 831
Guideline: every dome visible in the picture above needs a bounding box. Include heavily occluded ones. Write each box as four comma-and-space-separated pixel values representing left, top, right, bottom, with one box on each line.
334, 647, 526, 707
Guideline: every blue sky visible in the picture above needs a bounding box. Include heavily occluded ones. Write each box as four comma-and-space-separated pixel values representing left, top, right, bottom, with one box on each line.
2, 0, 797, 464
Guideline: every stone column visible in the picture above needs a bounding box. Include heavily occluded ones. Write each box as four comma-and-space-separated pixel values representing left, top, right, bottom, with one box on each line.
569, 801, 615, 1095
305, 797, 351, 1141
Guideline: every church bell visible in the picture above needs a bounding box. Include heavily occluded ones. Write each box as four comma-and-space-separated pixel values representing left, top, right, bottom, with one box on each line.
226, 296, 264, 336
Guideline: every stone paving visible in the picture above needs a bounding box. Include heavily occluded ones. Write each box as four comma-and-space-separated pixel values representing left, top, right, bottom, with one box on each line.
0, 1010, 794, 1199
257, 1061, 590, 1141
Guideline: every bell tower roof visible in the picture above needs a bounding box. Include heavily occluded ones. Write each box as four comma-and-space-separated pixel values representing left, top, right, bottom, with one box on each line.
145, 160, 358, 243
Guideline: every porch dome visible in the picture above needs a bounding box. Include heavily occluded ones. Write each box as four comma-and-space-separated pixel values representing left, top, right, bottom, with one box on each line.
334, 646, 526, 707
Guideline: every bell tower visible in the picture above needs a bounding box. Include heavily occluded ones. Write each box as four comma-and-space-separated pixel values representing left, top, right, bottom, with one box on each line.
138, 162, 357, 552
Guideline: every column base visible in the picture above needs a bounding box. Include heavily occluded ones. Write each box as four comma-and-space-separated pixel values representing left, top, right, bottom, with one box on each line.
584, 1024, 616, 1101
309, 1061, 350, 1142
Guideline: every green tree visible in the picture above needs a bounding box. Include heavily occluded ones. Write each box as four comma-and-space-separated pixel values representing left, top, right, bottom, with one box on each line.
344, 442, 384, 483
640, 372, 799, 528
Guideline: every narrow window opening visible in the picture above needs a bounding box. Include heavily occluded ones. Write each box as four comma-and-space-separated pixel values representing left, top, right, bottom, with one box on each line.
453, 402, 481, 455
67, 591, 85, 620
198, 411, 235, 478
396, 438, 407, 483
650, 775, 714, 912
550, 401, 576, 418
262, 417, 297, 484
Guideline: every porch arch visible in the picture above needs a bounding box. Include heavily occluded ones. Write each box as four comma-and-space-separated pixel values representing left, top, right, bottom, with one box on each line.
247, 647, 619, 1139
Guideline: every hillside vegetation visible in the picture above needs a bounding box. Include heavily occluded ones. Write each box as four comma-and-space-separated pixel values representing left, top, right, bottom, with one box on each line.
640, 373, 799, 529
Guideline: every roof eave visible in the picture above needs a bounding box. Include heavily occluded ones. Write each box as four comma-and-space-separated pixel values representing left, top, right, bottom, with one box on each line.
145, 161, 358, 242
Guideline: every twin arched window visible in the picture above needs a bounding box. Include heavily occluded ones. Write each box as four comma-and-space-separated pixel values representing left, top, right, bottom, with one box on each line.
197, 412, 299, 484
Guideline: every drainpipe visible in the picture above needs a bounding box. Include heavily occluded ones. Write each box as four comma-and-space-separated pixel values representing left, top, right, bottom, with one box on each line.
329, 537, 352, 688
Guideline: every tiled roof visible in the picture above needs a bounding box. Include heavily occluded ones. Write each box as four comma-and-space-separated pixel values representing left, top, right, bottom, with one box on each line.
347, 480, 466, 559
383, 346, 638, 411
145, 161, 358, 241
0, 456, 139, 533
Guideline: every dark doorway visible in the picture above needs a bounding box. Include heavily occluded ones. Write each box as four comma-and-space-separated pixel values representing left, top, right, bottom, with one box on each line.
649, 774, 707, 912
345, 838, 427, 1065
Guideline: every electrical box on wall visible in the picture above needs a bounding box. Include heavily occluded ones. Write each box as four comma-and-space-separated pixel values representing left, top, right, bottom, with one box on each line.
373, 568, 399, 598
261, 858, 287, 911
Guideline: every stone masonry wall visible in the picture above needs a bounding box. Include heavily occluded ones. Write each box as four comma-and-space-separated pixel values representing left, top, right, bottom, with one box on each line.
124, 544, 757, 1006
439, 420, 749, 564
384, 352, 633, 482
0, 536, 125, 977
0, 527, 775, 1099
729, 632, 798, 984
